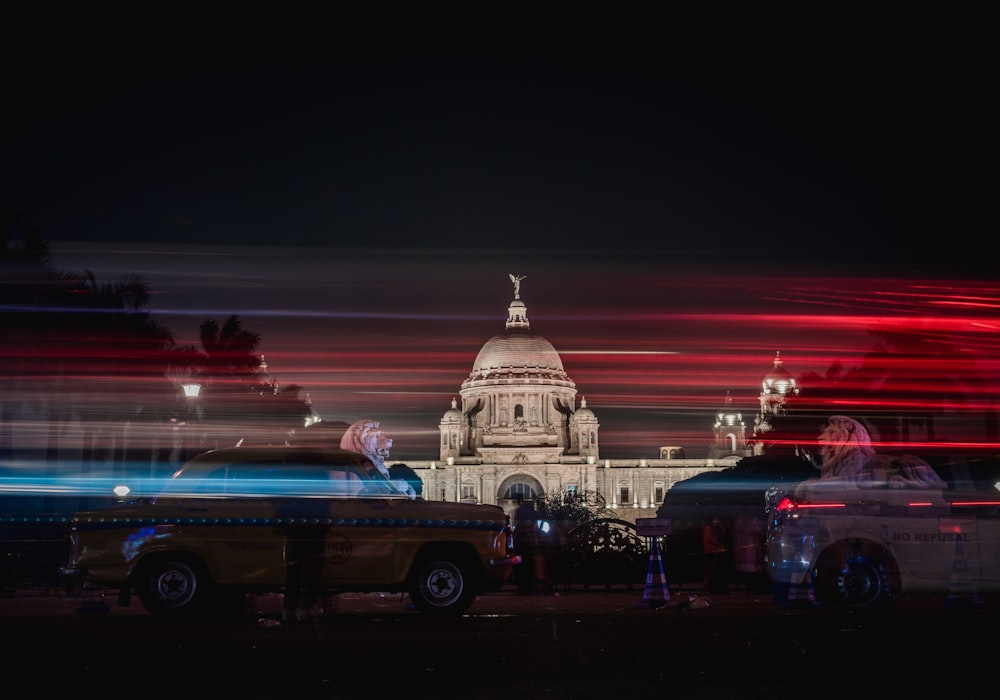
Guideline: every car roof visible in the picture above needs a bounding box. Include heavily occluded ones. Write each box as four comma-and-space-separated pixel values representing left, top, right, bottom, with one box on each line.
156, 446, 388, 499
181, 445, 372, 468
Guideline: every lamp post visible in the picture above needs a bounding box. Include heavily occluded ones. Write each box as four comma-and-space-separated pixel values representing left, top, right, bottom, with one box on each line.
179, 381, 204, 458
182, 382, 203, 419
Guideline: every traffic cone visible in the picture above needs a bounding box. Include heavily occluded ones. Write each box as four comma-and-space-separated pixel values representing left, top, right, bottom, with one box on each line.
784, 570, 817, 606
878, 560, 892, 603
945, 524, 983, 608
638, 537, 670, 609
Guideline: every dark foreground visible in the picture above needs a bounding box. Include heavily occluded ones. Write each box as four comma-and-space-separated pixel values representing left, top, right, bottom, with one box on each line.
0, 585, 995, 699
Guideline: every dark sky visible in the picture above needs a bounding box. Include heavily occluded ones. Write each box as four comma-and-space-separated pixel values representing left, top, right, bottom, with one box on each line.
4, 12, 994, 269
4, 12, 997, 459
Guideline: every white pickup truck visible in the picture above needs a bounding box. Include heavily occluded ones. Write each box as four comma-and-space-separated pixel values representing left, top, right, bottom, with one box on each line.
764, 454, 1000, 607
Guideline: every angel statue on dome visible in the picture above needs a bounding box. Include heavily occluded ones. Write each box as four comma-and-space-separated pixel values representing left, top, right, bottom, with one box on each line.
509, 273, 526, 298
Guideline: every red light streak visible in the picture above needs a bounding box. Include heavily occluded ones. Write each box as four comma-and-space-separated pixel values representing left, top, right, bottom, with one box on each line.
7, 251, 1000, 460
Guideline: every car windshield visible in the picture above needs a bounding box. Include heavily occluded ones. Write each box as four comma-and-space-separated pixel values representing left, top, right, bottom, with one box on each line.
361, 463, 414, 498
152, 458, 397, 500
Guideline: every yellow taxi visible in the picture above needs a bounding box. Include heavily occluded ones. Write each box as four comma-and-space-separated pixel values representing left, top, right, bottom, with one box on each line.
61, 446, 519, 619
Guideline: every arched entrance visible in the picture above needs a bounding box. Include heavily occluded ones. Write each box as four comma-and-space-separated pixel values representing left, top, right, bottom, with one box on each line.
496, 474, 545, 515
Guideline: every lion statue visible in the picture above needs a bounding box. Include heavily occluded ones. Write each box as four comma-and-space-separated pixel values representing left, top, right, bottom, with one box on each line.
816, 414, 875, 480
340, 419, 393, 478
798, 415, 946, 491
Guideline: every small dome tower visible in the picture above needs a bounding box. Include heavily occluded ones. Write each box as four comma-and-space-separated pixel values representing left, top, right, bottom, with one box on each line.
710, 391, 748, 458
439, 398, 464, 461
569, 397, 600, 461
752, 351, 800, 454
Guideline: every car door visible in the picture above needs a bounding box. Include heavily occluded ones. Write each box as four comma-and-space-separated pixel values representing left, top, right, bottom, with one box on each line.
192, 461, 287, 587
960, 497, 1000, 588
318, 464, 398, 586
878, 489, 960, 586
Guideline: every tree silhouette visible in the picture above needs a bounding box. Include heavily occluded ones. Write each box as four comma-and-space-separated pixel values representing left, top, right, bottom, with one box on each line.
792, 323, 995, 455
48, 269, 179, 478
1, 217, 182, 499
0, 211, 60, 458
198, 315, 262, 378
185, 315, 312, 447
1, 221, 320, 520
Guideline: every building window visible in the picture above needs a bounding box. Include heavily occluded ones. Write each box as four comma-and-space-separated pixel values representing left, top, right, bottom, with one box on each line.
566, 484, 578, 498
461, 484, 476, 502
619, 486, 630, 504
654, 482, 664, 504
502, 482, 537, 501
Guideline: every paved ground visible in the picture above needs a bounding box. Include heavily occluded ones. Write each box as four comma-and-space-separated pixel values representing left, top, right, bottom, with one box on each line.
3, 578, 994, 616
1, 585, 995, 699
0, 583, 768, 618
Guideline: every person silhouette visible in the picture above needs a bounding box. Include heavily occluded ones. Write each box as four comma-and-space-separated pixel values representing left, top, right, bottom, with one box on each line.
702, 515, 730, 593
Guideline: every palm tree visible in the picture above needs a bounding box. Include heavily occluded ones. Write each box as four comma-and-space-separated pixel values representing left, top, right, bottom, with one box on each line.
51, 269, 180, 482
2, 218, 184, 508
198, 315, 262, 377
189, 316, 311, 447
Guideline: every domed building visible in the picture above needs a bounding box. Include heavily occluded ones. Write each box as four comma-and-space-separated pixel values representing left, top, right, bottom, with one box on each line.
419, 275, 732, 524
439, 278, 598, 466
296, 276, 800, 526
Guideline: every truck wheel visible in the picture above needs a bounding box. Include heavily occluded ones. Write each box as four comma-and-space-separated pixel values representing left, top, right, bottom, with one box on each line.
134, 556, 212, 620
408, 557, 475, 616
836, 558, 887, 607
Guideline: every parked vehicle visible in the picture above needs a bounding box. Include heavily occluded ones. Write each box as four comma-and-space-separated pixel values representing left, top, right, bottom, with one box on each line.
60, 446, 520, 619
657, 454, 815, 589
764, 453, 1000, 606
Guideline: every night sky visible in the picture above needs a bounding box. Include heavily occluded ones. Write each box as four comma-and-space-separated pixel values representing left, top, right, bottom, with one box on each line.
4, 12, 997, 458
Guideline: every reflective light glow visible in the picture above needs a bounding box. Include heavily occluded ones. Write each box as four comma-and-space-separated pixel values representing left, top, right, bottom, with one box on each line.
6, 248, 1000, 467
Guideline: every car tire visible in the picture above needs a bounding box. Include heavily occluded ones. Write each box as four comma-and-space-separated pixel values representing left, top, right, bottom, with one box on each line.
134, 556, 212, 620
408, 556, 476, 616
836, 558, 888, 608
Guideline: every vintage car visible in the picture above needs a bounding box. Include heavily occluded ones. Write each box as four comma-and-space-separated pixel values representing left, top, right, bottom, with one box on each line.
764, 453, 1000, 607
60, 446, 519, 619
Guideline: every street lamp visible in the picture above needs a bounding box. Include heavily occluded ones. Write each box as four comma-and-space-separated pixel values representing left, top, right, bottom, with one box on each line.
179, 381, 205, 456
181, 381, 203, 421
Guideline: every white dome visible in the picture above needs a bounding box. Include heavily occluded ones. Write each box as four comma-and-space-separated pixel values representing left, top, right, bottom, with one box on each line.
762, 351, 798, 396
463, 291, 572, 387
471, 330, 566, 377
574, 397, 596, 421
441, 398, 463, 423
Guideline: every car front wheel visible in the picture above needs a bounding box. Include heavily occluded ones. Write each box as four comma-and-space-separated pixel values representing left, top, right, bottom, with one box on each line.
134, 556, 212, 620
408, 557, 476, 616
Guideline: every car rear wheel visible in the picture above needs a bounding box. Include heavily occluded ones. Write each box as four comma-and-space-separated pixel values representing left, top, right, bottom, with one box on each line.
134, 556, 212, 620
408, 557, 475, 616
836, 558, 888, 607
